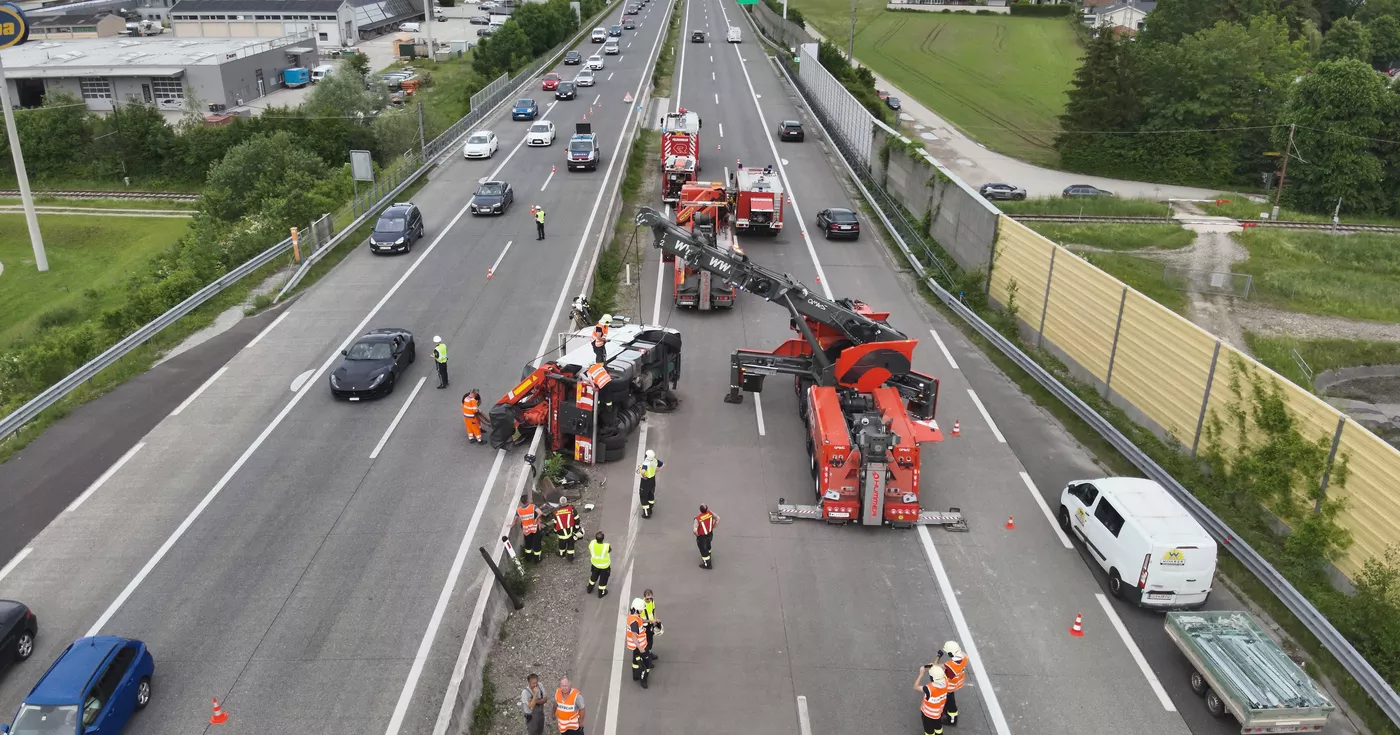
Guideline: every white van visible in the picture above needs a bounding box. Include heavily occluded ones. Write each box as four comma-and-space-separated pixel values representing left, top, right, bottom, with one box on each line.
1059, 477, 1216, 609
727, 26, 741, 43
400, 21, 421, 32
311, 65, 334, 83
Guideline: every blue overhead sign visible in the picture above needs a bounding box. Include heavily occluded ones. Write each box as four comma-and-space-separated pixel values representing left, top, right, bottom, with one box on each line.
0, 3, 28, 49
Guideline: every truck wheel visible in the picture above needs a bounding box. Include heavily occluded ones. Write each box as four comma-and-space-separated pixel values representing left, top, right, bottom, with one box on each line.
1204, 688, 1226, 717
1108, 569, 1124, 599
1058, 505, 1071, 533
1189, 670, 1207, 696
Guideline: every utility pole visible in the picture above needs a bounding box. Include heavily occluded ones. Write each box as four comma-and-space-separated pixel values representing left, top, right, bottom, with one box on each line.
1271, 122, 1295, 221
0, 53, 48, 272
417, 100, 426, 157
782, 0, 787, 21
423, 0, 435, 63
847, 0, 856, 59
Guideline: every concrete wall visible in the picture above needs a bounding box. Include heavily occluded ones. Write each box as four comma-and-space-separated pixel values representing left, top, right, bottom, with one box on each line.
209, 43, 321, 109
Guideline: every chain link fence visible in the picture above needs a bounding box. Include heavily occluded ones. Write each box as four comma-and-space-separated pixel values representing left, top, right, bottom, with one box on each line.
1163, 266, 1254, 299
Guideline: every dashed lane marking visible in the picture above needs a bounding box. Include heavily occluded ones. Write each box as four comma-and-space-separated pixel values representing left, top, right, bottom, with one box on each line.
1096, 593, 1177, 711
966, 388, 1005, 443
928, 327, 959, 370
170, 366, 227, 416
66, 442, 146, 513
1021, 471, 1072, 549
369, 376, 427, 459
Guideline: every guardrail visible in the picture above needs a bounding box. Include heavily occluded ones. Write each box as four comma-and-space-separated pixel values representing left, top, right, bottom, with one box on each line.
1009, 213, 1400, 233
749, 12, 1400, 727
0, 2, 627, 444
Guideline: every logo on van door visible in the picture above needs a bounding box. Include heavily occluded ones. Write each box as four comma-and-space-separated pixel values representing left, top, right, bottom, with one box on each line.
1161, 548, 1186, 566
1075, 507, 1087, 523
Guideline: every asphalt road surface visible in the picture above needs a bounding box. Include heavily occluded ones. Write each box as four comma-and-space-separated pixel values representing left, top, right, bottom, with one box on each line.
0, 2, 675, 732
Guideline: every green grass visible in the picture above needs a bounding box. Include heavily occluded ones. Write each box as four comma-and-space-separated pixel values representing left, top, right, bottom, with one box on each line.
998, 197, 1174, 217
0, 176, 203, 193
1234, 229, 1400, 323
1027, 222, 1194, 251
0, 214, 190, 351
1245, 332, 1400, 390
0, 197, 197, 210
792, 3, 1081, 166
1078, 251, 1188, 314
1200, 193, 1400, 227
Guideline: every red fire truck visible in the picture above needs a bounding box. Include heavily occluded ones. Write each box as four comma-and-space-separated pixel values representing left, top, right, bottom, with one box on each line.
661, 109, 701, 202
669, 181, 736, 310
730, 165, 784, 234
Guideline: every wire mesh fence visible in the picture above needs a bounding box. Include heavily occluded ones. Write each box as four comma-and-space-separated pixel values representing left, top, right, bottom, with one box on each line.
1162, 266, 1254, 299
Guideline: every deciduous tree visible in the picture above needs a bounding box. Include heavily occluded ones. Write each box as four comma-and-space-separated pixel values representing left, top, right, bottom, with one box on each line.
1318, 16, 1371, 60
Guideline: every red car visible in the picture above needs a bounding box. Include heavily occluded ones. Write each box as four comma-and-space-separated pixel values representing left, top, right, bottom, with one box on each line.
542, 73, 561, 91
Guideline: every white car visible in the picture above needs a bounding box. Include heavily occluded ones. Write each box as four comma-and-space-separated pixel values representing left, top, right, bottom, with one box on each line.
575, 69, 596, 86
479, 1, 498, 9
463, 130, 499, 159
526, 121, 556, 146
586, 54, 605, 70
603, 40, 620, 55
591, 26, 607, 42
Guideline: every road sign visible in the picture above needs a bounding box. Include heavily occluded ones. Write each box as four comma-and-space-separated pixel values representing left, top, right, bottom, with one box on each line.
350, 149, 374, 182
0, 3, 29, 48
736, 0, 757, 4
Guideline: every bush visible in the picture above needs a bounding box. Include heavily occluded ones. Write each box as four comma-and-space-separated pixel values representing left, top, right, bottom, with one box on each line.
1008, 2, 1073, 16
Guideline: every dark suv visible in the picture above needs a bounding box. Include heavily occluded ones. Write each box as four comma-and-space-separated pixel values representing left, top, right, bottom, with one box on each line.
370, 202, 425, 254
778, 120, 804, 142
1063, 184, 1113, 198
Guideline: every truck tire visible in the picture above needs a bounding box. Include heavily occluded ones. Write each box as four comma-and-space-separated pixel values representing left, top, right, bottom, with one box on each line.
1058, 505, 1072, 533
1189, 670, 1208, 696
1204, 689, 1226, 717
1108, 569, 1124, 599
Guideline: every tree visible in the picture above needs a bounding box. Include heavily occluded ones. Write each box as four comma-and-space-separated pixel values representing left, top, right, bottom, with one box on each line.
1319, 16, 1371, 60
473, 22, 532, 78
199, 131, 333, 224
346, 51, 371, 78
106, 101, 178, 180
1368, 14, 1400, 68
1277, 58, 1389, 212
1055, 30, 1142, 171
7, 92, 91, 180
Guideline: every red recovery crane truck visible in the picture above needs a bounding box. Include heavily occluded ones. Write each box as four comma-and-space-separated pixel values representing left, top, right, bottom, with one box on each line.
634, 206, 966, 530
730, 164, 785, 234
661, 109, 702, 203
669, 181, 736, 310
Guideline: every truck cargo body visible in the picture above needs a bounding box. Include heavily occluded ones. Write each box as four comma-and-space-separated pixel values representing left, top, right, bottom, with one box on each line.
731, 167, 784, 233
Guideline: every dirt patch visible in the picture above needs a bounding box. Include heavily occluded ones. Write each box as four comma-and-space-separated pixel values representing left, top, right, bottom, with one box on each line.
1326, 376, 1400, 404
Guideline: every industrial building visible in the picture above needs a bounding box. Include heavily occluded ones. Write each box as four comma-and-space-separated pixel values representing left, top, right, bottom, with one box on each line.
0, 32, 319, 113
168, 0, 423, 47
28, 12, 129, 39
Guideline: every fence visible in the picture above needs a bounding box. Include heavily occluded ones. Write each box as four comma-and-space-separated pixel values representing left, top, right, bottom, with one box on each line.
741, 4, 1400, 725
1162, 266, 1254, 299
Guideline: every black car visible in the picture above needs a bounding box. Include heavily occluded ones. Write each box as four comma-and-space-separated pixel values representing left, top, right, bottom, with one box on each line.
469, 14, 490, 23
815, 207, 861, 240
564, 49, 582, 65
0, 600, 37, 674
556, 81, 577, 100
330, 329, 415, 400
608, 23, 622, 36
691, 30, 705, 42
979, 182, 1026, 201
886, 96, 901, 110
624, 4, 639, 13
622, 17, 636, 29
470, 180, 515, 215
778, 120, 804, 142
369, 202, 424, 254
1063, 184, 1113, 198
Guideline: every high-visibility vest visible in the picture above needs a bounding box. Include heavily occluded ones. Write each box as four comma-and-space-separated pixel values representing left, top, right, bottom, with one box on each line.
536, 209, 546, 224
944, 654, 968, 691
921, 681, 948, 720
589, 539, 611, 569
695, 511, 715, 536
642, 599, 656, 621
517, 504, 539, 534
554, 688, 580, 732
626, 613, 647, 650
462, 394, 479, 418
639, 458, 659, 479
585, 363, 612, 387
555, 506, 575, 533
592, 325, 608, 347
433, 344, 448, 364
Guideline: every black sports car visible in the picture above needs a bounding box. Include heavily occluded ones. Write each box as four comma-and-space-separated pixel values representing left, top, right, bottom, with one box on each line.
0, 600, 37, 674
815, 207, 861, 240
329, 329, 416, 400
470, 180, 514, 215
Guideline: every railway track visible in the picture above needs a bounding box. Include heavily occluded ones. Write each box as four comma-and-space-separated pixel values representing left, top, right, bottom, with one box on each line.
0, 189, 199, 203
1009, 213, 1400, 233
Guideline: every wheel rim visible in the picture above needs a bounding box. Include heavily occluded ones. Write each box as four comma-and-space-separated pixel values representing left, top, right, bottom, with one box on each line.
17, 633, 32, 658
137, 681, 150, 705
1110, 576, 1121, 594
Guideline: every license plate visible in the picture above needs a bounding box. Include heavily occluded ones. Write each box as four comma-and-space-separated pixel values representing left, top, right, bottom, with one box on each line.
349, 397, 360, 402
1271, 726, 1302, 733
829, 512, 850, 518
1147, 592, 1172, 601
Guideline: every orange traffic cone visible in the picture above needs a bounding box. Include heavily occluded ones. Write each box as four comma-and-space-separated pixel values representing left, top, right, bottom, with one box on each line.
951, 420, 960, 437
486, 266, 494, 279
551, 165, 556, 174
210, 699, 229, 725
1005, 515, 1015, 530
1069, 613, 1084, 637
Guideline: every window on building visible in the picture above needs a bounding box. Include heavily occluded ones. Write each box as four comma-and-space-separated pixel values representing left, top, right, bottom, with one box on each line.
74, 25, 96, 31
151, 76, 183, 99
80, 78, 112, 99
318, 31, 328, 40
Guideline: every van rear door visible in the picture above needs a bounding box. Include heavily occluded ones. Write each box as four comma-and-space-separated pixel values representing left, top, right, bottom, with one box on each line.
1141, 538, 1217, 604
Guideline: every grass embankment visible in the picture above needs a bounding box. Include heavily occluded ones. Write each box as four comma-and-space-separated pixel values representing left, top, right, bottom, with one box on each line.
1026, 222, 1193, 251
0, 197, 198, 210
651, 0, 683, 95
1246, 333, 1400, 390
998, 197, 1174, 217
385, 50, 480, 137
590, 132, 661, 317
1076, 251, 1188, 314
1201, 194, 1400, 227
1234, 229, 1400, 323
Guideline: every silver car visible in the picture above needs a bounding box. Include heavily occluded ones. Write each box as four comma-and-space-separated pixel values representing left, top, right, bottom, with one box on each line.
979, 182, 1026, 201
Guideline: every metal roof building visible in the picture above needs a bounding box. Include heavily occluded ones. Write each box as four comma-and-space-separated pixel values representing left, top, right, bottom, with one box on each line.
169, 0, 424, 46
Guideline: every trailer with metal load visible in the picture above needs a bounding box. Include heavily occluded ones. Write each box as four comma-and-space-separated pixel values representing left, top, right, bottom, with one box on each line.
1164, 611, 1334, 734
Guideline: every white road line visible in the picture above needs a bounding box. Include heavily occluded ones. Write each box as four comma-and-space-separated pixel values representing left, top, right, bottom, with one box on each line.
711, 71, 715, 80
754, 392, 766, 436
652, 204, 669, 324
593, 94, 601, 105
608, 72, 614, 80
966, 388, 1004, 443
170, 366, 227, 416
1095, 594, 1176, 711
709, 55, 713, 62
796, 696, 812, 735
488, 239, 515, 276
243, 309, 290, 350
675, 0, 690, 112
369, 376, 427, 459
714, 92, 718, 104
1021, 471, 1072, 548
917, 526, 1013, 735
601, 560, 637, 735
627, 41, 632, 47
66, 442, 146, 513
0, 547, 33, 584
541, 168, 556, 190
928, 328, 959, 370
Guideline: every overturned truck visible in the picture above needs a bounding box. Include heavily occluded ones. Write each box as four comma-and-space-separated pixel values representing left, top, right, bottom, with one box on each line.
488, 323, 682, 463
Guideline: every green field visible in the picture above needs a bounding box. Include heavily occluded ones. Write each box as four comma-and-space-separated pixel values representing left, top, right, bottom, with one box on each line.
999, 197, 1174, 217
1079, 251, 1188, 314
1027, 222, 1194, 251
0, 215, 188, 350
1246, 332, 1400, 391
1235, 229, 1400, 323
792, 2, 1082, 166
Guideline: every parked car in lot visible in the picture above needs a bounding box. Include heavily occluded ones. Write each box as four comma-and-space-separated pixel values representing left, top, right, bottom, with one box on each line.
0, 600, 37, 675
815, 207, 861, 239
470, 180, 515, 215
778, 120, 804, 142
691, 30, 704, 42
463, 130, 499, 159
4, 636, 154, 735
564, 49, 583, 64
555, 80, 577, 100
330, 329, 416, 400
369, 202, 424, 254
477, 26, 493, 36
526, 121, 557, 146
469, 14, 490, 23
979, 182, 1026, 201
511, 98, 539, 120
542, 72, 561, 90
478, 1, 498, 9
1063, 184, 1114, 198
886, 96, 901, 110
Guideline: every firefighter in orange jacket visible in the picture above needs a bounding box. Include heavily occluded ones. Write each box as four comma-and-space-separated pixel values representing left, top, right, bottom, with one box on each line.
462, 390, 483, 444
693, 504, 718, 569
516, 494, 542, 563
938, 641, 968, 726
554, 497, 578, 561
913, 665, 949, 735
627, 598, 655, 689
592, 315, 612, 364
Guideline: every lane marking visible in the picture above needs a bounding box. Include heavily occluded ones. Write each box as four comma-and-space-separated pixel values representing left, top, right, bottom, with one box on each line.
369, 376, 427, 459
170, 366, 228, 417
754, 392, 766, 436
290, 368, 315, 392
601, 560, 637, 735
593, 93, 601, 105
719, 122, 723, 137
66, 442, 146, 513
714, 92, 718, 104
1095, 593, 1176, 711
243, 309, 290, 350
675, 0, 690, 112
488, 239, 515, 276
652, 204, 669, 324
0, 547, 33, 584
1021, 471, 1072, 549
796, 696, 812, 735
619, 55, 625, 63
608, 72, 614, 80
928, 328, 959, 370
709, 54, 713, 62
541, 167, 556, 190
917, 526, 1013, 735
966, 388, 1004, 443
711, 71, 715, 80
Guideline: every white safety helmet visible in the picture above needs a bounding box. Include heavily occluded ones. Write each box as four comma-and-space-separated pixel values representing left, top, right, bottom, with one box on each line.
631, 598, 645, 613
557, 497, 568, 505
600, 314, 613, 326
645, 449, 656, 460
433, 335, 443, 344
944, 641, 962, 656
929, 668, 947, 685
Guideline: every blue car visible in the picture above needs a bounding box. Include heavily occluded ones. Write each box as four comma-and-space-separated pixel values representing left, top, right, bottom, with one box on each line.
3, 637, 154, 735
511, 98, 539, 120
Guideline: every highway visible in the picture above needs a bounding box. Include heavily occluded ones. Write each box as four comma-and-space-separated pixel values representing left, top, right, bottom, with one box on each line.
0, 2, 675, 731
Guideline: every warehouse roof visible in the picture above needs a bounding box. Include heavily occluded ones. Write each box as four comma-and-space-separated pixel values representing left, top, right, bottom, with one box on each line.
0, 35, 311, 77
170, 0, 346, 13
30, 12, 119, 27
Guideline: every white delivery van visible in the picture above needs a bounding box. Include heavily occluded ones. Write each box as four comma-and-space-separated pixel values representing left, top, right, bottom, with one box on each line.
311, 65, 334, 83
400, 21, 421, 32
1059, 477, 1216, 609
727, 26, 741, 43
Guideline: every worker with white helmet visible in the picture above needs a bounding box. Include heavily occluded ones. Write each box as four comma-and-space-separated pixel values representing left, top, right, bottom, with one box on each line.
432, 336, 449, 389
914, 663, 950, 735
534, 204, 546, 240
626, 597, 655, 688
636, 448, 663, 518
937, 640, 968, 726
592, 314, 612, 364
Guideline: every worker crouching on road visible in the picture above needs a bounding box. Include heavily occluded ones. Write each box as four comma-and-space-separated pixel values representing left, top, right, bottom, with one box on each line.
554, 496, 579, 561
627, 598, 656, 689
637, 449, 662, 518
517, 494, 543, 563
938, 640, 968, 726
914, 664, 950, 735
693, 504, 718, 569
585, 531, 611, 598
462, 389, 484, 444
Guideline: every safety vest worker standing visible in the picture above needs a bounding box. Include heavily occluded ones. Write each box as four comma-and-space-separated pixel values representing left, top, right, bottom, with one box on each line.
627, 599, 655, 689
592, 315, 612, 364
585, 532, 611, 598
517, 494, 542, 562
554, 678, 585, 733
432, 336, 449, 389
535, 205, 546, 240
640, 588, 661, 654
693, 504, 719, 569
462, 390, 483, 444
554, 497, 578, 561
939, 641, 968, 726
914, 665, 949, 735
637, 449, 663, 518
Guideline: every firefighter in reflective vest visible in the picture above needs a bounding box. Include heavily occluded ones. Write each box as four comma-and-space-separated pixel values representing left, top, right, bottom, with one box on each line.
517, 494, 542, 562
693, 504, 718, 569
627, 598, 655, 689
534, 205, 546, 240
914, 665, 949, 735
640, 588, 661, 654
554, 677, 584, 733
432, 336, 449, 389
554, 497, 578, 561
592, 315, 612, 364
585, 531, 611, 598
938, 641, 968, 726
461, 390, 483, 444
637, 450, 662, 518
